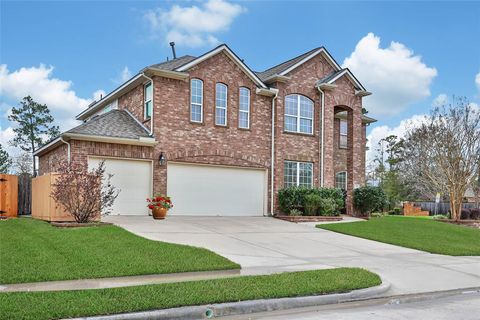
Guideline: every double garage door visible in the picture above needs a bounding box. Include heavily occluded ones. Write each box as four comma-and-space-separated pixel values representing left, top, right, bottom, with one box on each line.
89, 158, 266, 216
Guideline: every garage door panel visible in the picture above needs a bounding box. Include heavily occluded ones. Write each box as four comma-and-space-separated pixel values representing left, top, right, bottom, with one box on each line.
88, 158, 151, 215
168, 163, 266, 216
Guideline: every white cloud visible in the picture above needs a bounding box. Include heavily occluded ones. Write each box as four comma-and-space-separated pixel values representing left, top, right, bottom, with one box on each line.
145, 0, 246, 48
0, 126, 15, 155
343, 33, 437, 116
476, 72, 480, 91
120, 66, 131, 82
432, 93, 448, 107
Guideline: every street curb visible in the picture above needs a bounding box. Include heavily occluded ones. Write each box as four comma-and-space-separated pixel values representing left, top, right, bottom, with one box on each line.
71, 279, 390, 320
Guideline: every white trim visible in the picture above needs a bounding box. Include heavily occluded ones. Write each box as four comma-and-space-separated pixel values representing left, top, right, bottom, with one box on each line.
327, 69, 367, 92
318, 87, 325, 187
284, 94, 314, 135
215, 83, 228, 126
143, 81, 153, 119
176, 45, 267, 89
279, 48, 341, 76
270, 90, 278, 215
190, 79, 203, 123
76, 74, 144, 120
64, 133, 157, 146
238, 87, 250, 129
145, 68, 189, 81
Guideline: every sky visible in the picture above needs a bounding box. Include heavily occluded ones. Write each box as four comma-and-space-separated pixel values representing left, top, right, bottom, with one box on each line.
1, 0, 480, 162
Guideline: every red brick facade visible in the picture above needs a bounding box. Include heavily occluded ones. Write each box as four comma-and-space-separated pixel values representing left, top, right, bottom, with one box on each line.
38, 48, 368, 215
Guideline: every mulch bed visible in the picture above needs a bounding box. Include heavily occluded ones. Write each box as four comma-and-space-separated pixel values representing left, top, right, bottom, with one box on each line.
275, 216, 343, 223
434, 219, 480, 229
49, 221, 113, 228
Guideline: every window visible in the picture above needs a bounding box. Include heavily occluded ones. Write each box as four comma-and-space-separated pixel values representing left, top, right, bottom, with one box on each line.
339, 119, 348, 148
215, 83, 228, 126
190, 79, 203, 122
284, 161, 313, 188
144, 82, 153, 119
335, 171, 347, 190
284, 94, 314, 134
239, 87, 250, 128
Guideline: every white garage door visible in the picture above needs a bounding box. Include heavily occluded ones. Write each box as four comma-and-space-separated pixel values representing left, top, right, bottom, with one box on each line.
167, 163, 266, 216
88, 157, 152, 215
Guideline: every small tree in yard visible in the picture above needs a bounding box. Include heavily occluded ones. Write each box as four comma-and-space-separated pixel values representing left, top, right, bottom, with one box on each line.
51, 160, 119, 223
400, 97, 480, 221
0, 144, 12, 173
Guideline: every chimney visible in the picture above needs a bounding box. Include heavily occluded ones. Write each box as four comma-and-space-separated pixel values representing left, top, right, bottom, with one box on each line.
169, 42, 177, 59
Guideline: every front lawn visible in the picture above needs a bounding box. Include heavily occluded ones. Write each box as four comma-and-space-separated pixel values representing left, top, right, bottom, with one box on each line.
318, 216, 480, 256
0, 218, 239, 284
0, 268, 381, 320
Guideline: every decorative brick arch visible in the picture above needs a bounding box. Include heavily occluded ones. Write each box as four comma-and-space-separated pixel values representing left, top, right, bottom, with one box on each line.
167, 148, 269, 168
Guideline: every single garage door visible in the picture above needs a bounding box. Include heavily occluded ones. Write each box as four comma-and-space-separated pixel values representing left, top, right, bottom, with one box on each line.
167, 163, 266, 216
88, 157, 152, 215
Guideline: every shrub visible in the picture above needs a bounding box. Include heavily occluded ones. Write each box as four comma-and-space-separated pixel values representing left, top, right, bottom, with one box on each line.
304, 194, 322, 215
289, 209, 303, 216
388, 207, 402, 215
353, 186, 388, 216
470, 208, 480, 220
370, 212, 386, 218
318, 198, 339, 216
460, 209, 471, 220
278, 187, 344, 215
432, 214, 448, 220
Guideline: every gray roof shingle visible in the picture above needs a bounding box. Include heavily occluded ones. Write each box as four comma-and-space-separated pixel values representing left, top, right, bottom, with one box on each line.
255, 47, 322, 81
67, 109, 150, 139
149, 55, 197, 71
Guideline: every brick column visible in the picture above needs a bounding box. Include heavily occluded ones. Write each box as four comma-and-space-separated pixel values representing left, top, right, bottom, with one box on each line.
323, 101, 335, 188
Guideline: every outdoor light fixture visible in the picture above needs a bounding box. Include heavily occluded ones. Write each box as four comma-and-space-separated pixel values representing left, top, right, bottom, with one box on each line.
158, 152, 167, 166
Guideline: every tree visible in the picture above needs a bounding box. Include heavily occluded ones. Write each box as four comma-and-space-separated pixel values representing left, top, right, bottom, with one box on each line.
400, 97, 480, 220
12, 152, 33, 175
0, 144, 12, 173
8, 96, 60, 175
50, 160, 119, 223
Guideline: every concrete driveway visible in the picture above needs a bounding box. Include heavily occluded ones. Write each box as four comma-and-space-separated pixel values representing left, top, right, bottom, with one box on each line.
104, 216, 480, 295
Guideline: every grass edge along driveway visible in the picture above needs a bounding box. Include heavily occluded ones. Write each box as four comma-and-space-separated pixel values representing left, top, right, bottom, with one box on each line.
0, 218, 239, 284
0, 268, 381, 320
317, 216, 480, 256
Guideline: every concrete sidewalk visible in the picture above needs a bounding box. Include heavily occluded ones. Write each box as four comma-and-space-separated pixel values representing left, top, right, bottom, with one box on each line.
105, 215, 480, 295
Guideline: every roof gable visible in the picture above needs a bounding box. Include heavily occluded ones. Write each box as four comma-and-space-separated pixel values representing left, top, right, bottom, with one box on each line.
175, 44, 267, 88
316, 68, 367, 92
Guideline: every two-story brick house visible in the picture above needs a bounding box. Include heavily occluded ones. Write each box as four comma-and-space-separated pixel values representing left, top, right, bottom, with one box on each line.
34, 44, 376, 216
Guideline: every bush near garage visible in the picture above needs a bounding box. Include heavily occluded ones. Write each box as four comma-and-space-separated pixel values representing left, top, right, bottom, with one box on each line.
278, 187, 344, 216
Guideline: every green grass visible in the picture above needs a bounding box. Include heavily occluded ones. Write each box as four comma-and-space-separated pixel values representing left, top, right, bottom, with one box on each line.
318, 216, 480, 256
0, 268, 380, 320
0, 218, 239, 284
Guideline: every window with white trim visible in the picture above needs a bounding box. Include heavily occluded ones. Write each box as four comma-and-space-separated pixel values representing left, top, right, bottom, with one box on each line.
339, 119, 348, 148
215, 83, 227, 126
335, 171, 347, 190
239, 87, 250, 128
144, 82, 152, 119
284, 161, 313, 188
190, 79, 203, 122
284, 94, 314, 134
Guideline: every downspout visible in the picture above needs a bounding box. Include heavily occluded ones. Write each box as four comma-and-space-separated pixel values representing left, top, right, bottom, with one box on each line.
59, 137, 71, 163
270, 89, 279, 216
317, 87, 325, 187
141, 73, 154, 136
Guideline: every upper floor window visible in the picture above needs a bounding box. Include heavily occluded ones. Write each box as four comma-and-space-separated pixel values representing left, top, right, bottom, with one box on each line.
284, 94, 314, 134
144, 82, 153, 119
339, 119, 348, 148
284, 161, 313, 188
335, 171, 347, 190
239, 87, 250, 129
215, 83, 228, 126
190, 79, 203, 122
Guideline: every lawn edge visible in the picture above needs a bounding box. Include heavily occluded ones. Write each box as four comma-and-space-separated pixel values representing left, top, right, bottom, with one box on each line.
71, 278, 390, 320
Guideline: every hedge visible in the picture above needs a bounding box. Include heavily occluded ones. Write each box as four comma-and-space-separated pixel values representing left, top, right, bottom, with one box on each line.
278, 186, 344, 216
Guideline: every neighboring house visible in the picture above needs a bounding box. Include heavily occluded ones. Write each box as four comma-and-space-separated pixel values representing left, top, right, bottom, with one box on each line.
34, 44, 376, 216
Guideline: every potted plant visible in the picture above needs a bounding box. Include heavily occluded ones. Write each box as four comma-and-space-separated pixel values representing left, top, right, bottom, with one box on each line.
147, 194, 173, 220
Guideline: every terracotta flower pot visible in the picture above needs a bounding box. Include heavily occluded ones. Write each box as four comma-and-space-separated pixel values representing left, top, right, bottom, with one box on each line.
152, 207, 168, 220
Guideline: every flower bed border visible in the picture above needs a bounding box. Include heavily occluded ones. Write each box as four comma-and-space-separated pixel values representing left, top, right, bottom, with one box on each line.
275, 216, 343, 223
50, 221, 113, 228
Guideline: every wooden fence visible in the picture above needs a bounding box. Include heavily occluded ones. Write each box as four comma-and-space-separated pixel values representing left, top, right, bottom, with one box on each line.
0, 174, 18, 217
31, 173, 73, 222
414, 201, 476, 215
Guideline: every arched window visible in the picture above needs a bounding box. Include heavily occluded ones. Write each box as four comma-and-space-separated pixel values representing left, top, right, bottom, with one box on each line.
335, 171, 347, 190
239, 87, 250, 128
190, 79, 203, 122
215, 83, 228, 126
284, 94, 314, 134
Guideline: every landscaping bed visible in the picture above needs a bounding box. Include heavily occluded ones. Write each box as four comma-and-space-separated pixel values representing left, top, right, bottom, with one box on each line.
49, 221, 113, 228
435, 219, 480, 229
0, 268, 381, 320
317, 216, 480, 256
0, 218, 239, 284
276, 215, 343, 223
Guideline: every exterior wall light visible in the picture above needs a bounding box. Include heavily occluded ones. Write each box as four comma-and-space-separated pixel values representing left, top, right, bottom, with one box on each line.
159, 152, 167, 166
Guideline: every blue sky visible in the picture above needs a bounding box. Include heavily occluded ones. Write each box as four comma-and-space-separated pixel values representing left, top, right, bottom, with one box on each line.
1, 0, 479, 159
